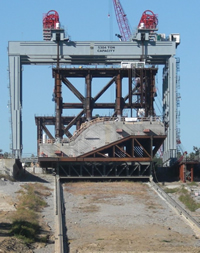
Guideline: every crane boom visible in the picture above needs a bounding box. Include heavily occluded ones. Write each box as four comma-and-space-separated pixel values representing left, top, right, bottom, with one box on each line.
113, 0, 132, 41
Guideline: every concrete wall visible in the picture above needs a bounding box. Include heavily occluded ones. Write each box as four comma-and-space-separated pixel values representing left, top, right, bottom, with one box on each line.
0, 158, 23, 178
25, 166, 44, 174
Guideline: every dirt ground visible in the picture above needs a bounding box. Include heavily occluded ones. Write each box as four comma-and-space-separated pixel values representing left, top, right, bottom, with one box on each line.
63, 181, 200, 253
1, 174, 200, 253
0, 173, 55, 253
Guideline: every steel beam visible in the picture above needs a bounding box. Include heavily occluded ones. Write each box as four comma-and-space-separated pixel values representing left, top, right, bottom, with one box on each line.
85, 73, 92, 120
9, 56, 22, 158
40, 160, 153, 178
94, 76, 116, 101
62, 77, 84, 102
39, 156, 152, 163
8, 40, 176, 65
36, 117, 42, 157
163, 57, 177, 165
55, 71, 62, 140
116, 73, 122, 119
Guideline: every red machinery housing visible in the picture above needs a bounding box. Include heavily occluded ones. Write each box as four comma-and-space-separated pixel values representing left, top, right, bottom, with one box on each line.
138, 10, 158, 30
43, 10, 60, 40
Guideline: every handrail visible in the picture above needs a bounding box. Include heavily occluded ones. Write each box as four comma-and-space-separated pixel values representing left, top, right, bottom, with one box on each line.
38, 116, 162, 145
69, 117, 114, 141
69, 116, 162, 141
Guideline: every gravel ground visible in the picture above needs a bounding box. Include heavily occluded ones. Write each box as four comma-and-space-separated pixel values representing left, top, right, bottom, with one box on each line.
0, 172, 55, 253
33, 173, 55, 253
1, 173, 200, 253
63, 181, 200, 252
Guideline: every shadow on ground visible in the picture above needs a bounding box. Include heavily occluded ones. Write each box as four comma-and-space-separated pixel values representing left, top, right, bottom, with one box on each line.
0, 222, 12, 237
16, 171, 50, 183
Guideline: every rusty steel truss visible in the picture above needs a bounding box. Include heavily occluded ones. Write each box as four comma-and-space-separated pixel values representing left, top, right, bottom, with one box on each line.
37, 67, 157, 139
36, 66, 166, 178
39, 134, 165, 178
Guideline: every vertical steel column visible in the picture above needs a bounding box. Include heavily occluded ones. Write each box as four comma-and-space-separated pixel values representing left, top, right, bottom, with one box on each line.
144, 69, 149, 116
150, 69, 154, 116
36, 118, 42, 157
162, 66, 169, 163
140, 69, 144, 109
55, 71, 62, 140
179, 164, 186, 182
76, 118, 82, 130
55, 40, 63, 141
145, 69, 154, 117
116, 73, 122, 120
167, 57, 176, 158
128, 69, 132, 108
150, 135, 153, 178
169, 57, 177, 158
163, 57, 177, 164
191, 166, 194, 182
85, 73, 92, 121
9, 56, 22, 158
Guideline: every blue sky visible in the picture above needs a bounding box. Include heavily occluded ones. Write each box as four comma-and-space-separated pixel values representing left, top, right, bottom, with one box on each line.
0, 0, 199, 156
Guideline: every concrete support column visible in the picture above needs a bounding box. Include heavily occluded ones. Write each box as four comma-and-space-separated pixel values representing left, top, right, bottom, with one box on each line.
85, 73, 92, 121
9, 56, 22, 158
116, 73, 122, 120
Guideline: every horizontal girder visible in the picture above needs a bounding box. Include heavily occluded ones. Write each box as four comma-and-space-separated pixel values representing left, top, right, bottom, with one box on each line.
53, 67, 158, 77
8, 40, 176, 65
56, 161, 152, 178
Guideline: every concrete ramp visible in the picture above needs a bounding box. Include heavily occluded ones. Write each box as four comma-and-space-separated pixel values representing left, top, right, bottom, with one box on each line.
39, 118, 165, 158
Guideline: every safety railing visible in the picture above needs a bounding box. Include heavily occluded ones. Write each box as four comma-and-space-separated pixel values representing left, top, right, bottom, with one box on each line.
69, 116, 162, 141
38, 116, 162, 144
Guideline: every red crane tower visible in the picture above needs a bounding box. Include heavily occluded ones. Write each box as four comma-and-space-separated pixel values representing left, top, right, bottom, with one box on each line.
43, 10, 60, 41
112, 0, 132, 41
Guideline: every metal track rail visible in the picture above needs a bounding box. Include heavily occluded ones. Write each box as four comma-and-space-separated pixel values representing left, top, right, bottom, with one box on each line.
55, 176, 68, 253
149, 180, 200, 236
